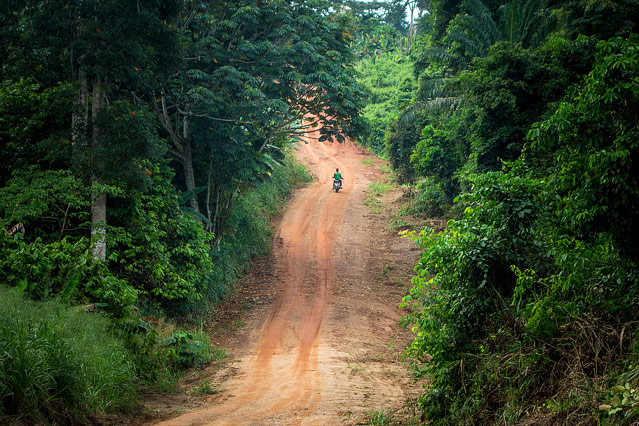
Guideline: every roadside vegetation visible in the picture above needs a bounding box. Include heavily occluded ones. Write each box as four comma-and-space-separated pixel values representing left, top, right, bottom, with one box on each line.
352, 0, 639, 424
0, 287, 135, 423
3, 0, 639, 424
0, 159, 309, 424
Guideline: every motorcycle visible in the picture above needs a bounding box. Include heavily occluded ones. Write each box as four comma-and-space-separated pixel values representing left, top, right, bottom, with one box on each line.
332, 179, 342, 192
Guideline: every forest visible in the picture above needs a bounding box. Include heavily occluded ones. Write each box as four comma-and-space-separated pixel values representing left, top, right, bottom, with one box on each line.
360, 0, 639, 424
1, 0, 639, 424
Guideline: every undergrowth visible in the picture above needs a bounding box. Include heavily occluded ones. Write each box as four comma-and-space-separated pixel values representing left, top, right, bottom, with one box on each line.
365, 181, 395, 214
0, 286, 136, 424
400, 38, 639, 425
169, 155, 311, 315
0, 156, 310, 423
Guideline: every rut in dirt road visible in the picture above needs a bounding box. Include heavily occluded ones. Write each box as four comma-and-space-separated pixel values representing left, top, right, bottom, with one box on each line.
152, 139, 417, 425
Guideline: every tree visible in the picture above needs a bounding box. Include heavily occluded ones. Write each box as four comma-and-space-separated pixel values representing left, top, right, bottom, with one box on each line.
22, 0, 182, 260
401, 35, 639, 426
153, 0, 365, 241
550, 0, 639, 39
529, 36, 639, 259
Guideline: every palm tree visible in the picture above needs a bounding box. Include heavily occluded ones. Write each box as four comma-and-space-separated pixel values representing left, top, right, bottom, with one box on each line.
446, 0, 554, 61
410, 0, 554, 115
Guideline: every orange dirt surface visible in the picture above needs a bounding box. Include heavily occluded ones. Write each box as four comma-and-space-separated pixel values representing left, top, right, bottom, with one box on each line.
141, 139, 424, 425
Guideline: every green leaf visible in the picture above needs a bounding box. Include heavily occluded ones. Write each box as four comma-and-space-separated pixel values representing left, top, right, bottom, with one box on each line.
59, 273, 80, 304
178, 186, 208, 205
16, 279, 28, 294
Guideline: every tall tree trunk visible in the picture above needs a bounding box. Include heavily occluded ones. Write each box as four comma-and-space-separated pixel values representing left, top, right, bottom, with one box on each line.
206, 156, 214, 233
91, 78, 107, 261
91, 191, 107, 259
152, 97, 200, 214
182, 117, 200, 213
72, 69, 88, 159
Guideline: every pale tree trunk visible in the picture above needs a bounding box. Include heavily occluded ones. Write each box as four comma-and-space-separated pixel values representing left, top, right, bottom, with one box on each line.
91, 191, 107, 259
182, 117, 200, 213
91, 78, 107, 261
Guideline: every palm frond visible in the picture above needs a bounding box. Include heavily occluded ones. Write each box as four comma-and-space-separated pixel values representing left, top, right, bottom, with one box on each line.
447, 28, 491, 58
398, 96, 460, 127
443, 0, 501, 60
399, 105, 422, 127
422, 96, 460, 113
417, 75, 458, 101
465, 0, 502, 45
498, 0, 554, 47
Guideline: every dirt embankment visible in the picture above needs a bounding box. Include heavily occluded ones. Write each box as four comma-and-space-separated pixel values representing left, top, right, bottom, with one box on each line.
140, 139, 424, 425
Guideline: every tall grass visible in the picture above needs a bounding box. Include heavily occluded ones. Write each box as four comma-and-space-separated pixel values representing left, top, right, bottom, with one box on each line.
0, 286, 136, 423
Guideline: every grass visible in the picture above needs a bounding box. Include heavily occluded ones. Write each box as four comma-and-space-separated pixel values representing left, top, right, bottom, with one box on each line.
0, 286, 137, 423
217, 317, 246, 334
368, 410, 392, 425
390, 217, 414, 230
376, 263, 396, 280
365, 405, 423, 426
369, 181, 394, 195
347, 362, 362, 372
364, 181, 395, 214
191, 324, 226, 363
364, 196, 384, 213
379, 164, 393, 174
362, 158, 375, 167
187, 379, 223, 395
388, 208, 418, 231
152, 370, 181, 394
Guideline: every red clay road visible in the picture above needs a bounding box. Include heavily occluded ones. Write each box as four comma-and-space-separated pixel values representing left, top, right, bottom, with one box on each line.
151, 137, 417, 425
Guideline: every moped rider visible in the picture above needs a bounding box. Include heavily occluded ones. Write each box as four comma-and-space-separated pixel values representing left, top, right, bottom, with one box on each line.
333, 168, 343, 189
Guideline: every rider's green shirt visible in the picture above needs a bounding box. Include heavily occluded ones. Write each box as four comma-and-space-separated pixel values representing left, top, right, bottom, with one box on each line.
333, 172, 342, 180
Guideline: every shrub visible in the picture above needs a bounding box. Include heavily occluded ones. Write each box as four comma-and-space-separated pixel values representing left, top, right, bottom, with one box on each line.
406, 179, 449, 217
0, 234, 136, 316
207, 156, 311, 298
401, 171, 552, 422
108, 161, 214, 304
167, 155, 311, 314
162, 330, 213, 369
402, 37, 639, 424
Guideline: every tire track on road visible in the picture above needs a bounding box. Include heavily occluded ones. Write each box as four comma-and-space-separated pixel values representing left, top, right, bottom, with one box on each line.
153, 140, 358, 426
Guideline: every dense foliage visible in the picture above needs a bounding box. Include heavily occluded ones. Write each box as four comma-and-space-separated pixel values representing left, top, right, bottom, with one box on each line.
355, 53, 415, 154
356, 0, 639, 423
0, 0, 361, 421
4, 0, 639, 423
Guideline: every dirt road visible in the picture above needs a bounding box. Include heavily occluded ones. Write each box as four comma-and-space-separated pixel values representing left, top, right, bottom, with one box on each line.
149, 139, 421, 425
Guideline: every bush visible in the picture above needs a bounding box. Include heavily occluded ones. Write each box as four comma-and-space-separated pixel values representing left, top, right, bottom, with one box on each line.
0, 286, 136, 423
402, 37, 639, 424
0, 234, 136, 316
401, 171, 553, 422
162, 330, 213, 369
108, 161, 214, 304
406, 179, 450, 217
169, 155, 311, 314
207, 155, 311, 296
